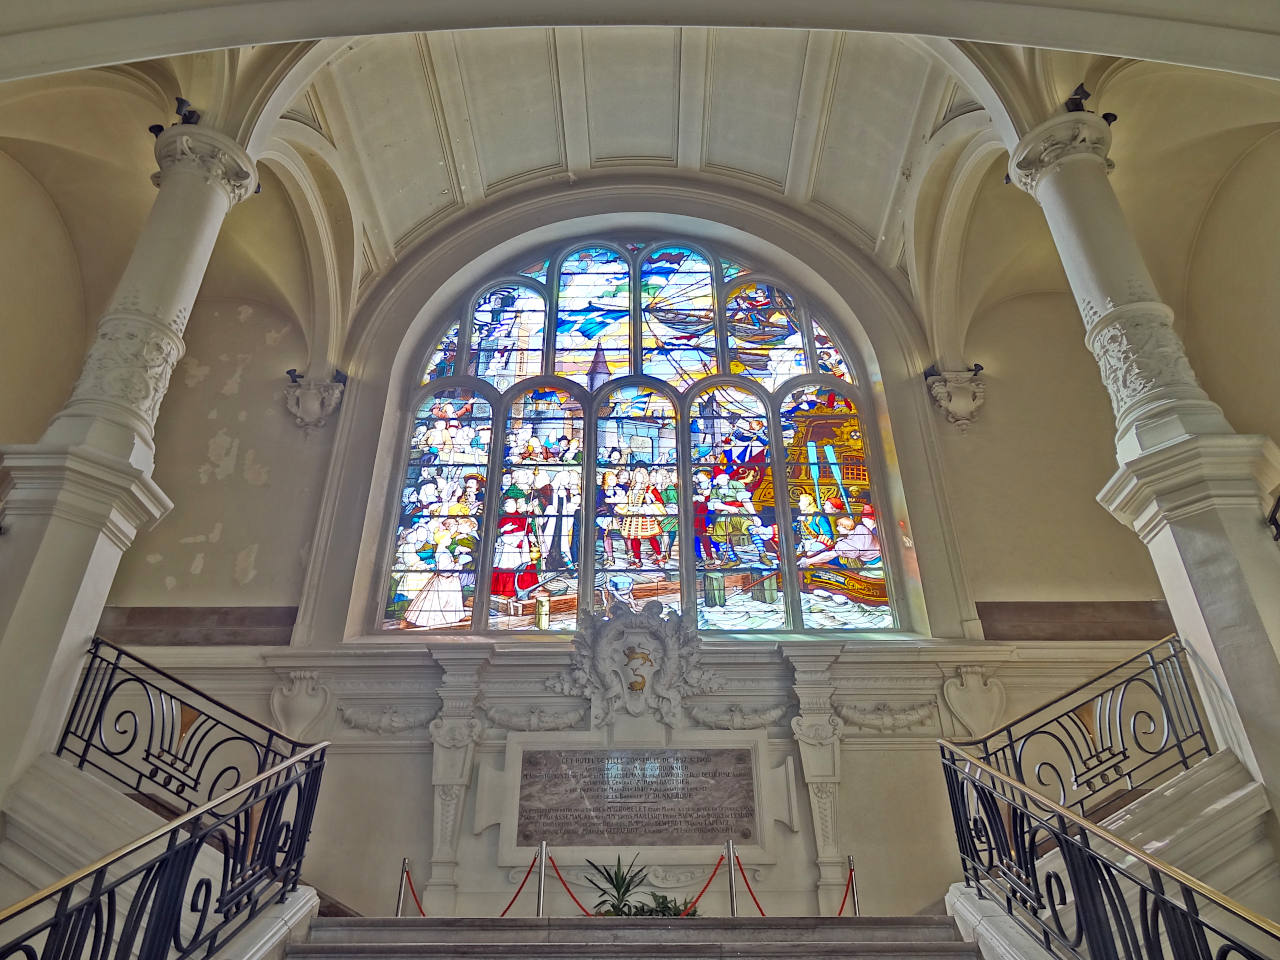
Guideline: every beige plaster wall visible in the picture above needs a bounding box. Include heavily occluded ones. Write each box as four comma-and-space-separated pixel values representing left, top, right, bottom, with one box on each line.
937, 292, 1163, 602
109, 298, 335, 606
0, 150, 85, 443
1183, 129, 1280, 445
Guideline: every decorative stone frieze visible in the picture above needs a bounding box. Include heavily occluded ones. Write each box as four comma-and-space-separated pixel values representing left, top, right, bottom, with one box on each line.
1009, 111, 1112, 196
686, 701, 792, 730
476, 699, 586, 732
833, 700, 937, 734
340, 703, 437, 734
547, 602, 723, 727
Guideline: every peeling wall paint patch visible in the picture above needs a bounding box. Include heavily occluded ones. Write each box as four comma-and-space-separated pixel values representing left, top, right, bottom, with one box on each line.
145, 554, 163, 564
234, 544, 259, 585
237, 305, 254, 323
181, 358, 210, 387
206, 428, 239, 481
164, 576, 177, 591
265, 325, 287, 345
208, 409, 218, 420
243, 450, 269, 486
209, 522, 223, 544
190, 553, 205, 575
220, 354, 253, 396
237, 410, 248, 422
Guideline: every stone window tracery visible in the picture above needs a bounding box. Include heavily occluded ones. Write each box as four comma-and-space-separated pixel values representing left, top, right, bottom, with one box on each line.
386, 239, 894, 633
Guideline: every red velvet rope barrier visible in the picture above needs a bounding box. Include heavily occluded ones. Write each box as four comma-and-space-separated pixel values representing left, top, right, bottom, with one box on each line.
548, 854, 594, 916
404, 866, 427, 917
680, 854, 725, 917
734, 854, 766, 917
499, 854, 540, 917
836, 865, 854, 917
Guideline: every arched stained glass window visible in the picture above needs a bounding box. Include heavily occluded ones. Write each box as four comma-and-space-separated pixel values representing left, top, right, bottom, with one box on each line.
391, 237, 891, 634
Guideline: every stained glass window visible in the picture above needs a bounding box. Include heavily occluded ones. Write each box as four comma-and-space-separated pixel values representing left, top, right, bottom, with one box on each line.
725, 282, 808, 391
596, 386, 681, 617
489, 387, 584, 631
385, 388, 490, 629
393, 238, 891, 634
556, 247, 630, 386
641, 247, 717, 389
781, 385, 892, 628
468, 285, 546, 390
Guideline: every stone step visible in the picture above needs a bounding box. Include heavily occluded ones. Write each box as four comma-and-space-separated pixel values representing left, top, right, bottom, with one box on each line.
287, 942, 979, 960
308, 916, 963, 945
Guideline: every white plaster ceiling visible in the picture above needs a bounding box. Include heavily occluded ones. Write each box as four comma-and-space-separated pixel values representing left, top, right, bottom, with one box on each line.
289, 28, 956, 283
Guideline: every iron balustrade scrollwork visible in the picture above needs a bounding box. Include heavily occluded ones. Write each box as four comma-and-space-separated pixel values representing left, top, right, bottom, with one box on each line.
950, 636, 1210, 819
0, 742, 327, 960
58, 638, 310, 815
939, 743, 1280, 960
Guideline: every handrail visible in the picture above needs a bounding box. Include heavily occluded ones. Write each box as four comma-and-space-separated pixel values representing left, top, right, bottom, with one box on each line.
0, 741, 328, 926
58, 636, 311, 814
947, 635, 1177, 748
0, 742, 328, 959
946, 634, 1210, 819
83, 637, 304, 749
940, 740, 1280, 959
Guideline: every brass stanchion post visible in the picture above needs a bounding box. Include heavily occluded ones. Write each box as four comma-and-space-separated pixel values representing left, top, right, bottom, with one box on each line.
395, 857, 409, 917
537, 840, 548, 917
726, 839, 738, 918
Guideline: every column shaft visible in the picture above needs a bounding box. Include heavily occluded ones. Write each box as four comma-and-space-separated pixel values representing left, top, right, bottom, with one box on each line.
1012, 112, 1280, 811
0, 126, 255, 800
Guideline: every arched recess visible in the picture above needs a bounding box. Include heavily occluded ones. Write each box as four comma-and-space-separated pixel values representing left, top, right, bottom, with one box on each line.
291, 175, 981, 646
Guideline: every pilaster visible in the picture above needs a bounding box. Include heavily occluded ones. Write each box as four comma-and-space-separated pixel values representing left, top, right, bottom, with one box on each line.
424, 646, 491, 915
782, 643, 846, 914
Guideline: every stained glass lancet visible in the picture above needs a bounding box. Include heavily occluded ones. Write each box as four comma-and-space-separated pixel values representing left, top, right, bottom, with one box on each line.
640, 247, 717, 389
391, 238, 891, 634
556, 247, 630, 386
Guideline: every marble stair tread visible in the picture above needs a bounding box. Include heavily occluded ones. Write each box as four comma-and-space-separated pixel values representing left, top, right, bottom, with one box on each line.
286, 943, 979, 960
308, 917, 962, 944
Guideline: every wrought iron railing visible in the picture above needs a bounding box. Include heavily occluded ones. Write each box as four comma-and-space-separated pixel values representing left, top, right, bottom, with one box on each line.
0, 742, 327, 960
939, 743, 1280, 960
58, 638, 309, 814
949, 636, 1210, 819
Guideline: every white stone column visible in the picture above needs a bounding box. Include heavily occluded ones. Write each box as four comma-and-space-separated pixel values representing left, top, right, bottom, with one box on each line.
1010, 112, 1280, 807
0, 126, 256, 798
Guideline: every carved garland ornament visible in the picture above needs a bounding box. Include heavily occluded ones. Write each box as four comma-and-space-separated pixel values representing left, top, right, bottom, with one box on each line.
833, 700, 936, 733
547, 601, 723, 727
478, 699, 587, 732
338, 703, 438, 735
687, 701, 793, 730
1085, 309, 1203, 418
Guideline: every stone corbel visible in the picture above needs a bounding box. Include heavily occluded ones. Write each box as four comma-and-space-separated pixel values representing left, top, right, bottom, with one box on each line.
283, 369, 346, 433
268, 670, 334, 742
925, 364, 986, 432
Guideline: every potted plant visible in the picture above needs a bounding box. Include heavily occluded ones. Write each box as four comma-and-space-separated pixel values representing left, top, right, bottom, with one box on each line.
584, 854, 698, 917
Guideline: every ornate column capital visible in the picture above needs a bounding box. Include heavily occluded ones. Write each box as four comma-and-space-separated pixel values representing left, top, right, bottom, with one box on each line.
1009, 111, 1112, 196
151, 126, 256, 205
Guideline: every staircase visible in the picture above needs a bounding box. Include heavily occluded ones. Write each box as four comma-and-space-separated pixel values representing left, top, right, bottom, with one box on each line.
941, 637, 1280, 960
288, 917, 979, 959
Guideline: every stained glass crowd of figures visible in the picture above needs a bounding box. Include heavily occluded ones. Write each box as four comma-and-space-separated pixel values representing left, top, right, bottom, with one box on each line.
385, 242, 894, 632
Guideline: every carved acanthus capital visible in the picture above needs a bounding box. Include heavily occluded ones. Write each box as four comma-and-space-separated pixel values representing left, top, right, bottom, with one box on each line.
1009, 112, 1112, 196
151, 126, 256, 205
926, 369, 986, 431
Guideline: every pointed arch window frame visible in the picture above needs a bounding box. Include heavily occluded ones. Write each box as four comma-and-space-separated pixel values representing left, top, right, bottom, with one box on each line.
383, 236, 898, 635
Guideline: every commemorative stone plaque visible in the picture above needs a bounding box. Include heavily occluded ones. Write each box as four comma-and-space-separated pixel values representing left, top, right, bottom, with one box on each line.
517, 748, 756, 846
